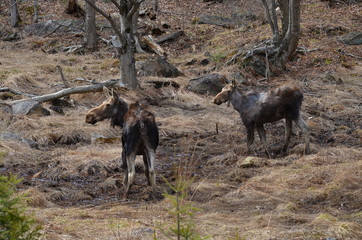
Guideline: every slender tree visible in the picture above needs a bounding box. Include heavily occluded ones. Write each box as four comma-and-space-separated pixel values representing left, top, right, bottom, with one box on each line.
10, 0, 21, 27
84, 0, 143, 89
33, 0, 38, 23
85, 0, 98, 51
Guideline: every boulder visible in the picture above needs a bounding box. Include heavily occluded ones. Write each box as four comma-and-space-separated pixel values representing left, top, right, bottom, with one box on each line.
23, 19, 84, 37
187, 73, 228, 95
0, 132, 39, 149
338, 31, 362, 45
11, 100, 50, 116
136, 58, 183, 77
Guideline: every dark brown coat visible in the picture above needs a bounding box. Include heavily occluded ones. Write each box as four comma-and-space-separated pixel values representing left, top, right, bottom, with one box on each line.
85, 92, 159, 198
213, 81, 310, 156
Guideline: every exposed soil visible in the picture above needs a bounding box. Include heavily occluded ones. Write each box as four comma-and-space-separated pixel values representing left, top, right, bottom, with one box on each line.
0, 0, 361, 239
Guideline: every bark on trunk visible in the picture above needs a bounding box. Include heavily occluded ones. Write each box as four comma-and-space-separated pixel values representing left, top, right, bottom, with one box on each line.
10, 0, 21, 27
118, 1, 141, 89
120, 35, 138, 89
33, 0, 38, 23
85, 0, 98, 51
273, 0, 300, 69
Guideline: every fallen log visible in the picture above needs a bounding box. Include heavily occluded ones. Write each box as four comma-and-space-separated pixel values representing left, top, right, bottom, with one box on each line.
156, 30, 184, 44
142, 35, 167, 57
5, 78, 119, 115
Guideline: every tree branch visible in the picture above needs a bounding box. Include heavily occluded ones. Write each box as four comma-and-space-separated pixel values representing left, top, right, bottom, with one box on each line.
243, 45, 276, 60
0, 87, 36, 97
126, 0, 144, 21
261, 0, 276, 41
109, 0, 121, 11
7, 79, 119, 114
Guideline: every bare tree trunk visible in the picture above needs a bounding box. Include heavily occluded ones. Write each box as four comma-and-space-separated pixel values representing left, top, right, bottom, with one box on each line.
120, 12, 139, 89
154, 0, 159, 12
273, 0, 300, 69
85, 0, 98, 51
277, 0, 289, 37
132, 10, 146, 53
33, 0, 38, 23
10, 0, 21, 27
84, 0, 143, 89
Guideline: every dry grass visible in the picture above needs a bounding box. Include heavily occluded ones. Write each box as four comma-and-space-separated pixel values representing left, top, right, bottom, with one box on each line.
1, 0, 362, 239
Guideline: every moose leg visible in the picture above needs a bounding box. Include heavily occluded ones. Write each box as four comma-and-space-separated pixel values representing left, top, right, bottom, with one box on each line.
283, 118, 293, 152
144, 147, 156, 197
121, 149, 128, 198
256, 124, 271, 158
143, 153, 151, 186
295, 115, 310, 154
148, 149, 156, 196
121, 149, 127, 170
123, 152, 136, 199
246, 125, 255, 154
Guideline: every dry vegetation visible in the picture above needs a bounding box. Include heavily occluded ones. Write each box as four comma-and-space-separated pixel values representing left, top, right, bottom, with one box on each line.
0, 0, 361, 239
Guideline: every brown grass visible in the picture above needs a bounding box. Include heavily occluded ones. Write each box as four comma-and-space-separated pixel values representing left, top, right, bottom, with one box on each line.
0, 0, 362, 239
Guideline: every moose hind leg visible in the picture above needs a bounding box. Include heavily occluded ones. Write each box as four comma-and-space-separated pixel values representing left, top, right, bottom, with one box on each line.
256, 124, 271, 158
283, 119, 293, 152
147, 148, 156, 197
295, 115, 310, 154
246, 125, 255, 154
143, 153, 151, 186
123, 152, 136, 199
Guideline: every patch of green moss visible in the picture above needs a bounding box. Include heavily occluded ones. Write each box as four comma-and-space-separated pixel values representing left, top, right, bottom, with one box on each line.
0, 69, 22, 81
315, 213, 337, 223
100, 59, 120, 70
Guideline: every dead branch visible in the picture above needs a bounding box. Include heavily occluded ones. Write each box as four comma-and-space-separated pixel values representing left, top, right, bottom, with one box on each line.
337, 49, 362, 60
142, 35, 167, 57
0, 87, 36, 97
296, 47, 320, 53
7, 79, 119, 114
156, 30, 184, 44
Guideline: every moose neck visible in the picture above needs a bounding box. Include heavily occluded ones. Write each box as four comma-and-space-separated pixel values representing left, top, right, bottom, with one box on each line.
111, 99, 129, 128
229, 89, 246, 113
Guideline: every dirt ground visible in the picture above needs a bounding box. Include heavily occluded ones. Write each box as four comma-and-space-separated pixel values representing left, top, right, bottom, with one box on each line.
0, 0, 361, 239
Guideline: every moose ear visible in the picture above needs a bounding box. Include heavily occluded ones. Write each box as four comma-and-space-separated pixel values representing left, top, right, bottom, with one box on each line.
103, 87, 112, 98
111, 89, 119, 101
231, 79, 237, 87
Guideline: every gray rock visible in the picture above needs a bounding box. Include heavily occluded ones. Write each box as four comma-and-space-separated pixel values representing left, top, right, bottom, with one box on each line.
11, 100, 50, 116
338, 31, 362, 45
187, 73, 228, 95
136, 58, 183, 78
0, 132, 39, 149
23, 19, 84, 37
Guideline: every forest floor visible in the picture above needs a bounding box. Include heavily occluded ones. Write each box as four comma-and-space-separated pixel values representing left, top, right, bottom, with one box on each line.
0, 0, 361, 239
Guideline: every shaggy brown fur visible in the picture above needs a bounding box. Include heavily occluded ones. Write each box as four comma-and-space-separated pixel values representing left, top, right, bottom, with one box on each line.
85, 92, 159, 199
213, 81, 310, 156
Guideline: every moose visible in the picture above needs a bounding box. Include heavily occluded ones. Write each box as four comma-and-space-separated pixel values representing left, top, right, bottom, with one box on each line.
213, 80, 310, 156
85, 90, 159, 199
